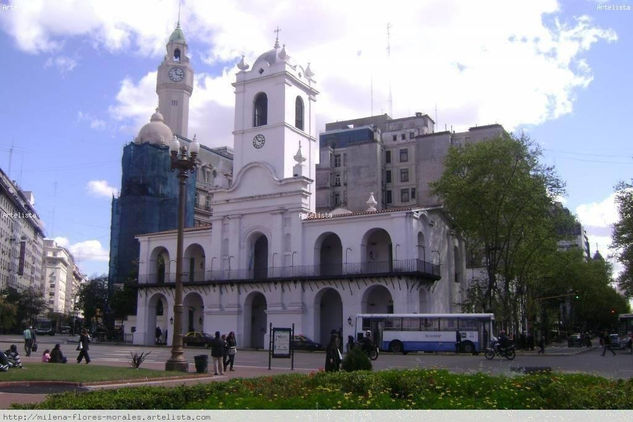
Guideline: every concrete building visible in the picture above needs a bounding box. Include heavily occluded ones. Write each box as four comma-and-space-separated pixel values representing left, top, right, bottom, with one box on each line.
0, 168, 45, 291
42, 239, 88, 315
132, 35, 468, 350
317, 114, 505, 212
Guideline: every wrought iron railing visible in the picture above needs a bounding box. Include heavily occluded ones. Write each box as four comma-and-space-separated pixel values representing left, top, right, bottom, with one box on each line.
139, 258, 439, 284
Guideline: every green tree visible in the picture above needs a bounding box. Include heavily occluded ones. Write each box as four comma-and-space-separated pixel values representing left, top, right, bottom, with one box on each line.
431, 133, 565, 327
76, 276, 109, 329
110, 283, 138, 323
3, 286, 46, 328
612, 181, 633, 297
0, 293, 17, 332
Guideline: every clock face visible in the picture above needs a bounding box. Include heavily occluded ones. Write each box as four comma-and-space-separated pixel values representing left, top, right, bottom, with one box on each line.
252, 134, 266, 149
168, 67, 185, 82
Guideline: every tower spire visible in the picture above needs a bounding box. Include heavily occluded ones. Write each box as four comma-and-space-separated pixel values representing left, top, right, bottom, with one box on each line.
274, 26, 281, 48
177, 0, 182, 27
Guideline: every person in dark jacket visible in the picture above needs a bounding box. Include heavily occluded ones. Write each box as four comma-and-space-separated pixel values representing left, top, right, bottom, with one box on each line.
5, 345, 22, 368
76, 329, 91, 364
224, 331, 237, 372
210, 331, 224, 375
325, 333, 342, 372
601, 331, 616, 356
50, 344, 67, 363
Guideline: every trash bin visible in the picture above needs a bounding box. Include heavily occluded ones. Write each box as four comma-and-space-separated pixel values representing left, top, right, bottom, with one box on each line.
194, 355, 208, 373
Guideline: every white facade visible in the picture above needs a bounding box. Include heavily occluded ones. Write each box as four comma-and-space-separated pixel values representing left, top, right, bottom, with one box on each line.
133, 38, 469, 350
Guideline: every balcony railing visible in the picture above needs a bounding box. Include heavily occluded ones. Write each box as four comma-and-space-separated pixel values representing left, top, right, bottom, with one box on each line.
138, 258, 440, 285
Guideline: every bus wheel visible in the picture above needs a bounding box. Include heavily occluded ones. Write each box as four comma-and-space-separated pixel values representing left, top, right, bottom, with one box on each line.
461, 342, 475, 354
389, 341, 403, 354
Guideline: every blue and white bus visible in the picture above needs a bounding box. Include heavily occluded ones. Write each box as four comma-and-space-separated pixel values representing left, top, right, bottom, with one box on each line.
354, 313, 495, 354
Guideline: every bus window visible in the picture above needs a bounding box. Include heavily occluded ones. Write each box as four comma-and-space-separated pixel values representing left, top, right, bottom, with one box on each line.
421, 318, 438, 331
402, 318, 420, 331
458, 319, 478, 331
385, 318, 402, 330
440, 318, 457, 331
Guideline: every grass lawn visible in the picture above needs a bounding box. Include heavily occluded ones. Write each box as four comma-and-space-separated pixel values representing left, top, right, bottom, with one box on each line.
0, 363, 189, 383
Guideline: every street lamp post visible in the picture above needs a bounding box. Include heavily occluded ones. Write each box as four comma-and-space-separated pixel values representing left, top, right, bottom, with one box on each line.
165, 135, 199, 372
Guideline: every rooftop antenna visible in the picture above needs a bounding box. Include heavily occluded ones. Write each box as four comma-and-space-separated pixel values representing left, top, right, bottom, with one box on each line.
386, 23, 393, 117
274, 26, 281, 48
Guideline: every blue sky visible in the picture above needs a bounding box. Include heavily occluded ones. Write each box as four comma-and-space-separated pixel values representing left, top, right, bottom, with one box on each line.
0, 0, 631, 277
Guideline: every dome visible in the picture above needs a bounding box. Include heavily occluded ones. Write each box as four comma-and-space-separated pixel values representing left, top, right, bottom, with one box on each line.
169, 24, 186, 44
253, 47, 280, 68
135, 110, 173, 146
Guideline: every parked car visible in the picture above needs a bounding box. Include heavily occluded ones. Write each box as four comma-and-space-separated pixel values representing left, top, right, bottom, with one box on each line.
291, 335, 322, 351
183, 331, 214, 347
567, 333, 583, 347
60, 325, 72, 335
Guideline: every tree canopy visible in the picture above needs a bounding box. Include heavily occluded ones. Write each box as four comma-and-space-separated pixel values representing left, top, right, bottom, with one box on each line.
612, 181, 633, 297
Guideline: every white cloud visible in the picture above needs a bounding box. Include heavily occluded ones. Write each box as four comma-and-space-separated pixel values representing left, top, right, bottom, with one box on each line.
77, 111, 106, 130
52, 237, 109, 262
44, 55, 77, 73
576, 192, 618, 228
1, 1, 618, 139
86, 180, 118, 198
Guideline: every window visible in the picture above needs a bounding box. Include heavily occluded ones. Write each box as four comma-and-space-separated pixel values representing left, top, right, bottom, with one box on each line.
385, 318, 402, 330
399, 148, 408, 162
295, 96, 304, 130
334, 174, 341, 186
401, 133, 406, 140
334, 154, 341, 167
171, 100, 178, 106
173, 48, 181, 62
253, 92, 268, 126
411, 187, 416, 199
385, 151, 391, 163
400, 168, 409, 183
334, 192, 341, 206
385, 170, 391, 184
440, 318, 458, 331
409, 132, 415, 139
401, 188, 409, 202
402, 318, 421, 331
421, 318, 439, 331
392, 135, 397, 142
385, 190, 392, 203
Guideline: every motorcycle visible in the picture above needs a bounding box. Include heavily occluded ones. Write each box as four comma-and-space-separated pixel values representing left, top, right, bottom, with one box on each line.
484, 341, 516, 360
354, 340, 379, 360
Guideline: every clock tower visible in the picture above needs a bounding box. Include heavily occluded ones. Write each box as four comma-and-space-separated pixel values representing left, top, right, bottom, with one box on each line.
232, 38, 319, 202
157, 23, 193, 138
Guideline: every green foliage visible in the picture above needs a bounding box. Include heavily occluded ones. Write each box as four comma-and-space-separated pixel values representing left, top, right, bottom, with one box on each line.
76, 276, 109, 327
110, 283, 138, 321
0, 293, 17, 331
341, 346, 372, 372
18, 369, 633, 410
431, 133, 564, 326
2, 286, 46, 329
612, 181, 633, 297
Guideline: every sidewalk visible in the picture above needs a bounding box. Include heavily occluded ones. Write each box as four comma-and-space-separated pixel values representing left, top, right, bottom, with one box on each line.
0, 357, 310, 409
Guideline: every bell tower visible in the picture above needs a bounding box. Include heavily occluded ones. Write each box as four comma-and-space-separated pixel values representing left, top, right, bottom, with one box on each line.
157, 23, 193, 138
232, 37, 319, 196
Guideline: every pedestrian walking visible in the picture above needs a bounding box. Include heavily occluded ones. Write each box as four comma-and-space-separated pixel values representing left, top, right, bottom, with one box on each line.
537, 333, 545, 354
224, 331, 237, 372
325, 333, 342, 372
23, 326, 35, 357
210, 331, 224, 375
600, 331, 616, 356
155, 326, 162, 345
76, 329, 91, 364
221, 334, 229, 370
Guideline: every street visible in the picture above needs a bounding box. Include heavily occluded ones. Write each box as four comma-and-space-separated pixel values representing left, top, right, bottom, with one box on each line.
2, 334, 633, 379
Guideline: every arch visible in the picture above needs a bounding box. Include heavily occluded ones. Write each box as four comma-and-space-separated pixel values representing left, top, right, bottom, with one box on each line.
314, 288, 343, 345
248, 232, 269, 279
243, 291, 267, 349
147, 293, 168, 345
173, 48, 181, 62
183, 292, 204, 333
295, 96, 304, 130
361, 284, 394, 314
184, 243, 205, 282
314, 232, 342, 276
253, 92, 268, 127
361, 228, 393, 273
149, 247, 170, 283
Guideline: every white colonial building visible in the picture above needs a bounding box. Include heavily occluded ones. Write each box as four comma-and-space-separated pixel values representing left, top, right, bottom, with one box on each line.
133, 37, 467, 349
